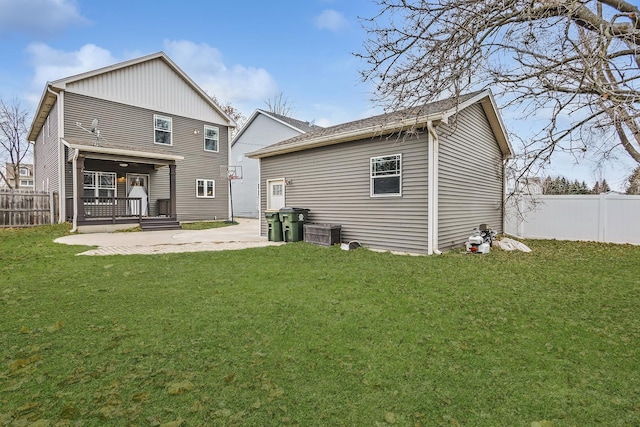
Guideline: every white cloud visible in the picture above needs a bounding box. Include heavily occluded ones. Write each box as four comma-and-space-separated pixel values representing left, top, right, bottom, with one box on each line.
24, 40, 279, 114
25, 43, 117, 105
163, 40, 278, 109
314, 9, 349, 32
0, 0, 88, 36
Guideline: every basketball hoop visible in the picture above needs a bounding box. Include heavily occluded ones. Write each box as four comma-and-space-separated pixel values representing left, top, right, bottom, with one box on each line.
220, 165, 243, 223
220, 165, 243, 180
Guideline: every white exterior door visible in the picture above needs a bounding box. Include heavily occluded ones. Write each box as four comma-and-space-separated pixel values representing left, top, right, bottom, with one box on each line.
267, 179, 285, 211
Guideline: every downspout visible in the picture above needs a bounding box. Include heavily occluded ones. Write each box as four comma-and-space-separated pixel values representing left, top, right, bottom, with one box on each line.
70, 148, 80, 232
427, 121, 442, 255
227, 126, 233, 221
502, 156, 509, 237
47, 86, 65, 223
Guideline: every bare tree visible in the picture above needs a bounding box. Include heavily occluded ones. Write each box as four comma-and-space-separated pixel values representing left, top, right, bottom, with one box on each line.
358, 0, 640, 187
265, 92, 294, 116
0, 99, 30, 189
210, 94, 247, 138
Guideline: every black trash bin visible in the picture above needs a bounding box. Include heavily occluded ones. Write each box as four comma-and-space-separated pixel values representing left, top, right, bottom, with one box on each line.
279, 207, 310, 242
265, 210, 283, 242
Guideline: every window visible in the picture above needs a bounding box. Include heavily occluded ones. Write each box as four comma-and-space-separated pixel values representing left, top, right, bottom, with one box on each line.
204, 125, 219, 152
196, 179, 215, 198
371, 154, 402, 196
19, 167, 29, 176
84, 171, 116, 201
154, 115, 172, 145
20, 180, 34, 186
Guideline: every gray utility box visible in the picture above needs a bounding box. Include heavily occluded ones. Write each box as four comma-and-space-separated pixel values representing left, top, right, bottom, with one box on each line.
303, 223, 341, 246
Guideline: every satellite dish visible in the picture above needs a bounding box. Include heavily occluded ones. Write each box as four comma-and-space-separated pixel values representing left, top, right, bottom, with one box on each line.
90, 118, 99, 133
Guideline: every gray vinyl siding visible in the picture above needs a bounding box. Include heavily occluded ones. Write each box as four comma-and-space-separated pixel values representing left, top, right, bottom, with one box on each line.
231, 114, 305, 218
63, 92, 229, 221
33, 102, 60, 194
437, 104, 504, 250
260, 133, 430, 254
65, 57, 226, 124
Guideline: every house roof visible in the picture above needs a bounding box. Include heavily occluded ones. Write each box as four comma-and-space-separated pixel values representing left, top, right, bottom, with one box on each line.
62, 137, 184, 163
247, 90, 512, 159
231, 109, 321, 146
28, 52, 236, 141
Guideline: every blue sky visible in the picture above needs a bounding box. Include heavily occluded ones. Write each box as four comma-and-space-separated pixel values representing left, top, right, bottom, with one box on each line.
0, 0, 633, 189
0, 0, 380, 127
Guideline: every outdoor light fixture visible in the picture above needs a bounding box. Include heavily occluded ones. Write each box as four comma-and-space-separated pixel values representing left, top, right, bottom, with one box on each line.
193, 129, 201, 135
119, 163, 128, 167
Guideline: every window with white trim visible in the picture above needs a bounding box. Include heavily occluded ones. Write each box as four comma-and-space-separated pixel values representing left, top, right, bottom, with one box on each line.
19, 167, 29, 176
204, 125, 219, 152
196, 179, 215, 198
154, 114, 172, 145
371, 154, 402, 196
20, 179, 34, 186
84, 171, 116, 201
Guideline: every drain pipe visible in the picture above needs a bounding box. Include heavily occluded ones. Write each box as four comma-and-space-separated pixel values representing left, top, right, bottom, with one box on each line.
427, 120, 442, 255
46, 86, 65, 223
70, 148, 80, 233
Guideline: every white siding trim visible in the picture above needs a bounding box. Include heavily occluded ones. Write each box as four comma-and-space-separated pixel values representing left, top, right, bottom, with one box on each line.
427, 122, 437, 255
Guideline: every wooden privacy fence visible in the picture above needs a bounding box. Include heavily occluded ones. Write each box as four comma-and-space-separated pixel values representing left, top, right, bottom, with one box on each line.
505, 194, 640, 245
0, 190, 58, 228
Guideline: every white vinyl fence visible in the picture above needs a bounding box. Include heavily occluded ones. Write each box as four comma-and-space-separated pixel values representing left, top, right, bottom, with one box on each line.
505, 194, 640, 245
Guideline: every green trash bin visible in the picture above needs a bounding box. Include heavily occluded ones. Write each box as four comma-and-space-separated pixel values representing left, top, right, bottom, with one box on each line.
279, 207, 310, 242
265, 210, 283, 242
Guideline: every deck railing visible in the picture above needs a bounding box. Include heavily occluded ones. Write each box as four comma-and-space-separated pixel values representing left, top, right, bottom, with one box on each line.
66, 197, 142, 223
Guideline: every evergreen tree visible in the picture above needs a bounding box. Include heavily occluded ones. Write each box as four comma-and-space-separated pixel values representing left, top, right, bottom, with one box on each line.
626, 167, 640, 195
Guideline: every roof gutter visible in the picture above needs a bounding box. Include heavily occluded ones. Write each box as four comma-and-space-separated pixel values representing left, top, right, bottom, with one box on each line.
247, 113, 444, 159
63, 141, 184, 162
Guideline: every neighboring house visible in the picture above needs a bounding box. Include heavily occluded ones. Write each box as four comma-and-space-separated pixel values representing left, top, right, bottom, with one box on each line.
4, 163, 35, 190
28, 52, 236, 232
247, 90, 513, 255
230, 109, 320, 218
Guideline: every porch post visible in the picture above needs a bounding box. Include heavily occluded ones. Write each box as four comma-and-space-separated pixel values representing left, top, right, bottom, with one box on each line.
169, 163, 177, 219
76, 155, 85, 222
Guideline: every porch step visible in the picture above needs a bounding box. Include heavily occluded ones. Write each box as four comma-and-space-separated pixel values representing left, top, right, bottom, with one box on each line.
140, 218, 182, 231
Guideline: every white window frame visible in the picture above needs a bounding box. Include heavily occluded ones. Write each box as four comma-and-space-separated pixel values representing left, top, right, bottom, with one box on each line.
83, 171, 117, 203
154, 114, 172, 146
204, 125, 219, 152
20, 179, 34, 186
196, 179, 215, 198
370, 154, 402, 197
19, 167, 29, 176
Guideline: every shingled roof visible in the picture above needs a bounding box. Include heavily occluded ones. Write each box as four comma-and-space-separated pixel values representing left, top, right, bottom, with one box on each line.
232, 109, 322, 145
260, 110, 321, 133
247, 90, 511, 159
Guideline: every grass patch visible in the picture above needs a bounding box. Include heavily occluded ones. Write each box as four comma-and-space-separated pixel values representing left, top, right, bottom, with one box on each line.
1, 226, 639, 426
181, 221, 237, 230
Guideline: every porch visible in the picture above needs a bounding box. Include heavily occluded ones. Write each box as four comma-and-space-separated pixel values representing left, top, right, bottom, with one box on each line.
63, 137, 184, 231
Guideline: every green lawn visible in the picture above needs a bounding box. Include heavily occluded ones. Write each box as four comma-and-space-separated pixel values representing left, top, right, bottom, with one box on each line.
1, 225, 639, 426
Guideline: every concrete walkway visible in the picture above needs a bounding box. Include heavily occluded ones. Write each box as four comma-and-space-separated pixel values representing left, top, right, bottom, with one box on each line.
54, 218, 283, 256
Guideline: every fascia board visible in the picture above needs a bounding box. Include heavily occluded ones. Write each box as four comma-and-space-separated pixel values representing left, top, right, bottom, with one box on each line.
247, 113, 443, 159
63, 139, 184, 162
